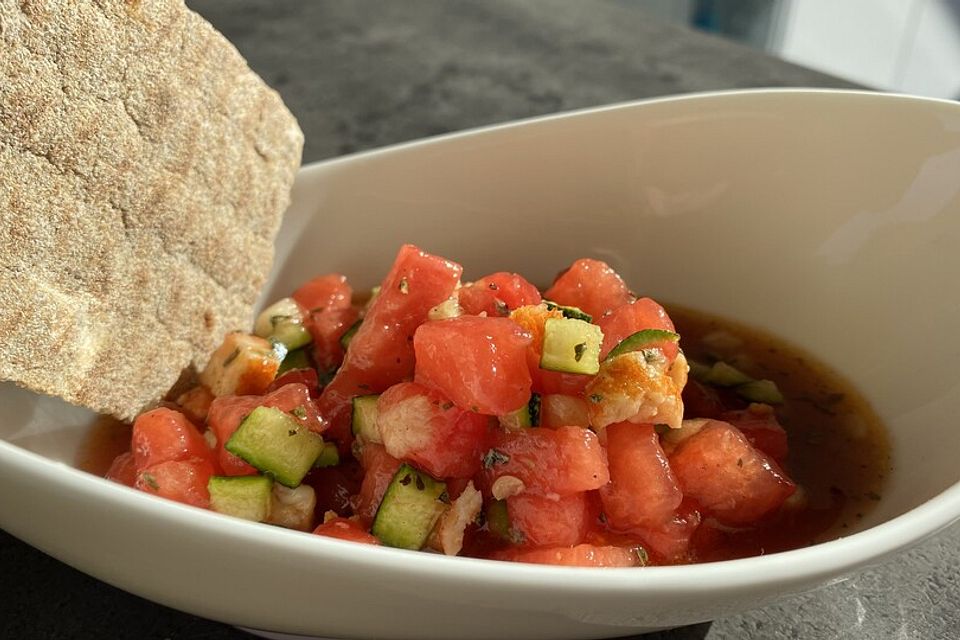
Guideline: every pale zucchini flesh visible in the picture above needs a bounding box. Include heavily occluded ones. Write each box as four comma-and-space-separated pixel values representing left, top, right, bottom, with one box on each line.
540, 317, 603, 375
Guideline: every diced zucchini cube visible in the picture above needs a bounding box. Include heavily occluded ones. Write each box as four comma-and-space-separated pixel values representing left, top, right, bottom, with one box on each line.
254, 297, 312, 350
351, 394, 382, 444
736, 379, 784, 404
208, 475, 273, 522
372, 464, 447, 550
313, 441, 340, 468
705, 361, 753, 387
225, 406, 325, 487
278, 347, 311, 375
498, 394, 539, 431
540, 318, 603, 375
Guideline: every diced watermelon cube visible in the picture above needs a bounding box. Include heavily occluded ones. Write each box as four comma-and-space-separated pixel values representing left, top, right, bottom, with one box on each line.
600, 422, 682, 530
317, 245, 463, 446
597, 297, 678, 362
313, 517, 381, 545
490, 543, 641, 567
507, 491, 595, 547
458, 272, 541, 317
131, 407, 214, 471
414, 316, 532, 415
669, 421, 795, 525
543, 258, 634, 320
481, 426, 609, 497
135, 458, 215, 508
377, 382, 491, 479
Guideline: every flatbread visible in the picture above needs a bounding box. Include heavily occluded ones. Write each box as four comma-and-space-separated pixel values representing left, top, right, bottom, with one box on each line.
0, 0, 304, 420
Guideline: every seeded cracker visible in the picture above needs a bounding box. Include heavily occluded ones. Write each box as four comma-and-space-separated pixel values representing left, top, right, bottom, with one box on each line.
0, 1, 304, 419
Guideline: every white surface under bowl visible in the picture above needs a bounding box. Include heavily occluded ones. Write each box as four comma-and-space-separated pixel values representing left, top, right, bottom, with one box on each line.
2, 89, 960, 639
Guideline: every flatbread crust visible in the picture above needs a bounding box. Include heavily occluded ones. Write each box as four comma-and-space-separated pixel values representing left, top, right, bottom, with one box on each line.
0, 0, 303, 419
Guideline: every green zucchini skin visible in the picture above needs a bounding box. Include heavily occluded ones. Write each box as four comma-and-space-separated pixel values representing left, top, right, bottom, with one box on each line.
339, 320, 361, 350
277, 347, 311, 375
498, 393, 541, 430
543, 300, 593, 323
605, 329, 680, 361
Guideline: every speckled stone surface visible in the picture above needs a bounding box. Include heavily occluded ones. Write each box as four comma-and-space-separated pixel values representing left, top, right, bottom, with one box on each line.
4, 1, 959, 639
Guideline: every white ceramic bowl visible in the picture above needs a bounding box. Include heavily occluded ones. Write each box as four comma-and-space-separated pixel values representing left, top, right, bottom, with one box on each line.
3, 89, 960, 639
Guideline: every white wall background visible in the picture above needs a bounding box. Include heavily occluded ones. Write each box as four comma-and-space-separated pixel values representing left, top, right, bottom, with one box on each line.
776, 0, 960, 98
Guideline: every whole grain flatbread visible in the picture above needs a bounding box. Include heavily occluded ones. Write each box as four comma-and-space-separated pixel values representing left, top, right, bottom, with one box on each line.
0, 0, 303, 419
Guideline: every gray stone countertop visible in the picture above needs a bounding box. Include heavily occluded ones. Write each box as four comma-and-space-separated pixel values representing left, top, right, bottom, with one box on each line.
3, 1, 959, 639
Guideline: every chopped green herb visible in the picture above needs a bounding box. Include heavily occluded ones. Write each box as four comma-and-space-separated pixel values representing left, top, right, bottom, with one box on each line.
641, 349, 662, 364
482, 449, 511, 468
291, 406, 308, 419
573, 342, 587, 362
528, 393, 541, 427
270, 314, 292, 327
635, 547, 649, 565
508, 528, 526, 545
222, 347, 241, 368
142, 472, 159, 490
588, 393, 603, 403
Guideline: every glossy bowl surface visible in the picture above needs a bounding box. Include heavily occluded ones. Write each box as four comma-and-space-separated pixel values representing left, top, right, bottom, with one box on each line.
2, 89, 960, 639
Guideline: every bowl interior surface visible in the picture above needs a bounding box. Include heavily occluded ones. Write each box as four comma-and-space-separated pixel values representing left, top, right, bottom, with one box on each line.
266, 89, 960, 533
2, 89, 960, 638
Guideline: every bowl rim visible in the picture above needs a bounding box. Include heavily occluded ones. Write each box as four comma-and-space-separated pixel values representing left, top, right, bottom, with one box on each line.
4, 437, 960, 594
5, 87, 960, 596
299, 86, 960, 169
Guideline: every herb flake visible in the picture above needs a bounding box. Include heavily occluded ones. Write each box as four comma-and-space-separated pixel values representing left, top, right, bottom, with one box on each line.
482, 448, 511, 469
142, 472, 159, 490
222, 347, 241, 368
573, 342, 587, 362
